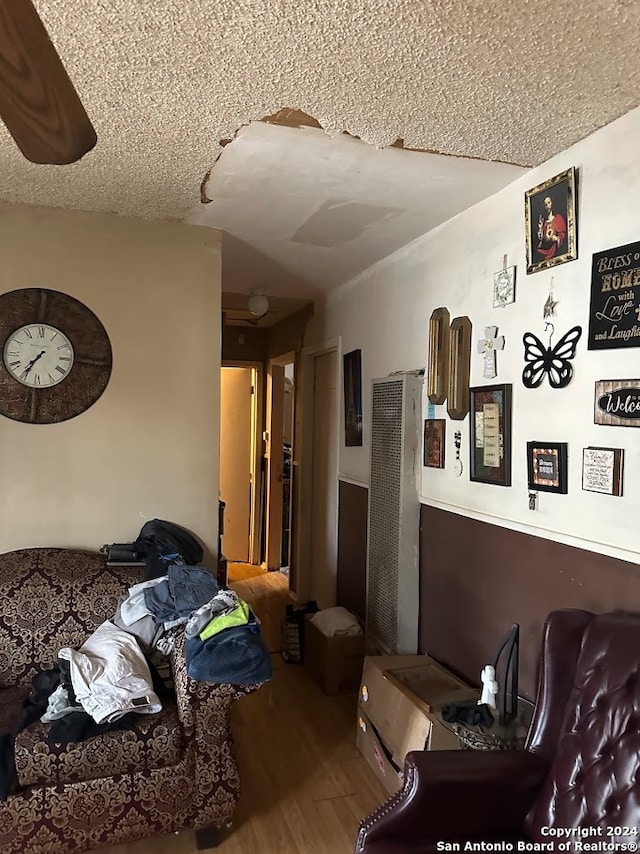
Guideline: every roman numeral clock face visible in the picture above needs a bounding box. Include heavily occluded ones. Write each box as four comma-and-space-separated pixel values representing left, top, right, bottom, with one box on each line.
0, 288, 112, 424
4, 324, 74, 388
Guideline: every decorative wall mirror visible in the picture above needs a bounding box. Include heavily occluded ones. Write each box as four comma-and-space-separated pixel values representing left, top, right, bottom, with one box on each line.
427, 307, 450, 404
447, 316, 472, 420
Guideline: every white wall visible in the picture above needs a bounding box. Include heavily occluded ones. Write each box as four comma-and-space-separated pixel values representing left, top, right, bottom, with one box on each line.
0, 204, 221, 556
306, 106, 640, 565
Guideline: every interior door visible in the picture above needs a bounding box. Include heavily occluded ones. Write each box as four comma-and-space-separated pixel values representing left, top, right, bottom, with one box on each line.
310, 350, 338, 608
219, 366, 253, 562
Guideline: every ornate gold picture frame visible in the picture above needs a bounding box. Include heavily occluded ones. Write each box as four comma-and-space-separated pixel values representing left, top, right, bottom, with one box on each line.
525, 167, 577, 275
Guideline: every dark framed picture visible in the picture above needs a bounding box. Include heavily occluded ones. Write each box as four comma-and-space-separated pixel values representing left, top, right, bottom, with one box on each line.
525, 167, 577, 274
469, 384, 512, 486
424, 419, 445, 468
526, 441, 568, 493
343, 349, 363, 446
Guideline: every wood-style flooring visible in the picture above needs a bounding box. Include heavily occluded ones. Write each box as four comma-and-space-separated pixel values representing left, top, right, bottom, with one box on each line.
94, 566, 387, 854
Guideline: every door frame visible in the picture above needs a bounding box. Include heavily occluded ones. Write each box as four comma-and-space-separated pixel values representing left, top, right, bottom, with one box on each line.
265, 351, 301, 573
294, 338, 341, 603
265, 359, 285, 572
221, 359, 264, 567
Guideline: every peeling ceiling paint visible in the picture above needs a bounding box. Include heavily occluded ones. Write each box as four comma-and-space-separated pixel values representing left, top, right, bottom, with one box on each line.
0, 0, 638, 307
0, 0, 637, 225
190, 122, 526, 298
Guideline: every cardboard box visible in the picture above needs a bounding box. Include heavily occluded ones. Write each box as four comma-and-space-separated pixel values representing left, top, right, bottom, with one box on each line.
303, 613, 365, 695
356, 705, 403, 795
356, 654, 472, 781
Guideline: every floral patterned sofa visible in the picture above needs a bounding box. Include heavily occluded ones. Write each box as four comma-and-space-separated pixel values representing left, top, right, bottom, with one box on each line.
0, 547, 260, 854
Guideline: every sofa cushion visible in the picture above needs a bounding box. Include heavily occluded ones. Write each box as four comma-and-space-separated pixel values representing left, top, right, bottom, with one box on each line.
15, 701, 182, 787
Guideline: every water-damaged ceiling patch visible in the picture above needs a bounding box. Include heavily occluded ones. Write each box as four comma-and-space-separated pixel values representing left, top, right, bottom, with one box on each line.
291, 200, 403, 247
192, 121, 527, 297
202, 108, 324, 204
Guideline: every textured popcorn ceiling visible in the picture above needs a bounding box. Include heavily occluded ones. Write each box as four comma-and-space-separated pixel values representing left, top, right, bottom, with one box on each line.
0, 0, 639, 295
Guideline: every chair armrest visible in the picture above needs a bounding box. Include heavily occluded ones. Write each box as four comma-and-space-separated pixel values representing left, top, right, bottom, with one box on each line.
355, 749, 549, 853
169, 633, 262, 829
170, 632, 259, 729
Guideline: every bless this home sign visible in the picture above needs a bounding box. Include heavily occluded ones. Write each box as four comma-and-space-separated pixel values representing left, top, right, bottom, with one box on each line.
588, 239, 640, 349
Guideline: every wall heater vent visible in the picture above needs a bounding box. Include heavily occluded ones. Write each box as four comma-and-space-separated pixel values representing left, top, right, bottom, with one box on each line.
366, 373, 422, 654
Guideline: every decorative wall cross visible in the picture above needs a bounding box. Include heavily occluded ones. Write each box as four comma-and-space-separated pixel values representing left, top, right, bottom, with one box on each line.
477, 326, 505, 379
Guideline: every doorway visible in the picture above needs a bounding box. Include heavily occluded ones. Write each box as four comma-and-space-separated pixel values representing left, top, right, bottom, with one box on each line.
264, 354, 297, 582
296, 344, 339, 608
219, 355, 297, 584
219, 364, 261, 565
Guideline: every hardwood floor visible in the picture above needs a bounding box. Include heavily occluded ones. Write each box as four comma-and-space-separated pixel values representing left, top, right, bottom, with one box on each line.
94, 567, 387, 854
228, 564, 292, 654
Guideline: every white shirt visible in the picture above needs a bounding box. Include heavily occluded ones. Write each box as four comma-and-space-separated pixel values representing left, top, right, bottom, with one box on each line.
58, 621, 162, 724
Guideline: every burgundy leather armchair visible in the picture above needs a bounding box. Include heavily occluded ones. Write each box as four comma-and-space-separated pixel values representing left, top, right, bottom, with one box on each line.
355, 609, 640, 853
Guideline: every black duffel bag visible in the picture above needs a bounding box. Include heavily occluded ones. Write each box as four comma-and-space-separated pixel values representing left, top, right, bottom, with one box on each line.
102, 518, 204, 579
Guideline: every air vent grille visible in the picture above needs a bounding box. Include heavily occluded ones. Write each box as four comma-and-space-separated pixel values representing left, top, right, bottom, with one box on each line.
366, 374, 422, 654
368, 380, 403, 650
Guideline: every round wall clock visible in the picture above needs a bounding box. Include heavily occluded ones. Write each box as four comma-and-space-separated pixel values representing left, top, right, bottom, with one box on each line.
0, 288, 112, 424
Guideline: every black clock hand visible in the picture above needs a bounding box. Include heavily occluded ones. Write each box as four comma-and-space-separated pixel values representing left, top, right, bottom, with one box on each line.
20, 350, 46, 379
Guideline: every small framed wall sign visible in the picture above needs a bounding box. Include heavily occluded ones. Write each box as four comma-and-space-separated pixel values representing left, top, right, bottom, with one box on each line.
582, 447, 624, 496
469, 384, 512, 486
526, 441, 568, 494
424, 419, 446, 468
493, 265, 516, 308
594, 380, 640, 427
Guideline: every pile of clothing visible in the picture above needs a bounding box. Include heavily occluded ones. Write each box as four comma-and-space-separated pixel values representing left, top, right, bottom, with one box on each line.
0, 564, 271, 801
117, 564, 272, 686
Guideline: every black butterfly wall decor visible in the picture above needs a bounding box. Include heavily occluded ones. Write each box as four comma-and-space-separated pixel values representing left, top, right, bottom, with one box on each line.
522, 323, 582, 389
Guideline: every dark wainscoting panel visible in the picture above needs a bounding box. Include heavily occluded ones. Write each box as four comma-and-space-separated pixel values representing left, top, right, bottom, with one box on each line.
337, 481, 368, 621
420, 504, 640, 699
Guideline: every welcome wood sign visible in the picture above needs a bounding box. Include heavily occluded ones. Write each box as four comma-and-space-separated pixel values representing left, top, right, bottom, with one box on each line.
594, 380, 640, 427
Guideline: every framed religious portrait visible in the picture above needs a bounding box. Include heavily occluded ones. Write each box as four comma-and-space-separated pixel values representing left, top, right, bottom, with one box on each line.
526, 441, 568, 494
525, 167, 577, 275
469, 384, 512, 486
423, 419, 445, 468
